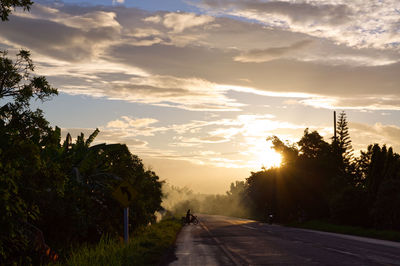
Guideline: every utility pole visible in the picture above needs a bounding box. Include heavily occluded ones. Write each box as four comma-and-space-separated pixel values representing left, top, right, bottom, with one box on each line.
124, 207, 129, 244
333, 110, 337, 142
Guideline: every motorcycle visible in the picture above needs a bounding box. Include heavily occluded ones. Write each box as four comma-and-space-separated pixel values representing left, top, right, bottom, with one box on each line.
267, 214, 274, 224
181, 214, 199, 225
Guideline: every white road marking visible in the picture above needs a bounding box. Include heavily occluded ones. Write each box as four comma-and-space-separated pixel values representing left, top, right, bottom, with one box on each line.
241, 225, 256, 230
325, 247, 359, 257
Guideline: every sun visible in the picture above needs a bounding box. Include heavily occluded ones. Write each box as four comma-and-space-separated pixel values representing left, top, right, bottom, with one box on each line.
254, 146, 282, 169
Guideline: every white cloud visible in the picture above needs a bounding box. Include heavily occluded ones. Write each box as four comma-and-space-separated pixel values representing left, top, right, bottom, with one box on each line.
106, 119, 129, 129
143, 15, 161, 23
15, 4, 121, 30
300, 97, 400, 111
350, 122, 400, 153
106, 116, 158, 129
163, 12, 215, 33
131, 28, 161, 38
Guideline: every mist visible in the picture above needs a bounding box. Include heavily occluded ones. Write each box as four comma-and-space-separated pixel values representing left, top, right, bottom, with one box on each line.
160, 181, 251, 219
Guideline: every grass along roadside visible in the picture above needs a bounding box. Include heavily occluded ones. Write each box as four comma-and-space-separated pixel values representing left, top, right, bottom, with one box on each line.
287, 220, 400, 242
56, 218, 182, 266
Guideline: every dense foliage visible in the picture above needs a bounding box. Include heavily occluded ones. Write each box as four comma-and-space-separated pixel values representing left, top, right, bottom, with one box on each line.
0, 50, 163, 264
0, 0, 33, 21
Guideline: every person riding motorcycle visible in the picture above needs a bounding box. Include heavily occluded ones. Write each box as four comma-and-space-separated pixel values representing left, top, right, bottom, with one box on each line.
186, 209, 192, 224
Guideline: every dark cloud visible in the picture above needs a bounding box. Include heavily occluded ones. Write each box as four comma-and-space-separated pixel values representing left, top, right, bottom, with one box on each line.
107, 43, 400, 101
0, 15, 118, 62
235, 40, 313, 62
110, 84, 205, 98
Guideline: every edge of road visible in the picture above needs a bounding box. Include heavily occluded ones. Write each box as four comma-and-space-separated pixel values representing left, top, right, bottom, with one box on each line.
158, 221, 184, 266
292, 227, 400, 248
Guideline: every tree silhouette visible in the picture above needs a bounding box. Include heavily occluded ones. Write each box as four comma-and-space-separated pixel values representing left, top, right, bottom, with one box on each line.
0, 6, 163, 262
0, 49, 59, 263
0, 0, 33, 21
336, 111, 353, 164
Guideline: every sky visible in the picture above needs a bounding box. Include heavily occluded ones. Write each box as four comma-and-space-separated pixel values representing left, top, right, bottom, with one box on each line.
1, 0, 400, 193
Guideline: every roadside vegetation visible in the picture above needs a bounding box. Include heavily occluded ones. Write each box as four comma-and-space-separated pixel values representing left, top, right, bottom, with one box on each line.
0, 4, 166, 264
57, 218, 182, 266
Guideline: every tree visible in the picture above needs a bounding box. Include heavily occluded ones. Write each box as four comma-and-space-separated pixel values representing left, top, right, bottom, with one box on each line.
298, 128, 331, 159
0, 0, 33, 21
0, 49, 59, 263
371, 179, 400, 230
330, 186, 369, 226
0, 4, 60, 262
37, 131, 163, 248
268, 135, 298, 166
0, 49, 57, 106
336, 111, 354, 164
332, 111, 359, 189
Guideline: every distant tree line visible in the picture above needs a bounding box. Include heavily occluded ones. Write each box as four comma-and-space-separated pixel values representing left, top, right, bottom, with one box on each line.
220, 112, 400, 231
0, 12, 163, 264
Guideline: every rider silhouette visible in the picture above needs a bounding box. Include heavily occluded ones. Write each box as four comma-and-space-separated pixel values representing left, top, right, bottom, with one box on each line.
186, 209, 191, 224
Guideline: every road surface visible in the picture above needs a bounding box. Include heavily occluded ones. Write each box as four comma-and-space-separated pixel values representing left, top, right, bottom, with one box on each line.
167, 214, 400, 265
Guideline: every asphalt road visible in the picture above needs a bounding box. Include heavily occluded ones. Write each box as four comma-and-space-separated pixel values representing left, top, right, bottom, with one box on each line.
167, 214, 400, 266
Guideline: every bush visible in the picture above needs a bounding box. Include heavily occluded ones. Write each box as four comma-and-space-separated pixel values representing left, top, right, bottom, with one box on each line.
59, 218, 181, 266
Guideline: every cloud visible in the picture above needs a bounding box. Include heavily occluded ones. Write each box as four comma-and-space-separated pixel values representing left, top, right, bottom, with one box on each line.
163, 12, 214, 33
300, 96, 400, 111
103, 116, 166, 137
1, 2, 400, 112
106, 116, 158, 129
104, 41, 400, 111
103, 75, 244, 111
131, 28, 161, 38
166, 114, 303, 150
234, 39, 312, 62
61, 112, 400, 180
143, 15, 161, 23
14, 4, 121, 30
201, 0, 352, 26
349, 122, 400, 153
197, 0, 400, 49
0, 8, 120, 62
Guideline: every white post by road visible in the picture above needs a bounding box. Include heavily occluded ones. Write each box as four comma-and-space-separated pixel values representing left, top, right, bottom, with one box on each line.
124, 207, 129, 244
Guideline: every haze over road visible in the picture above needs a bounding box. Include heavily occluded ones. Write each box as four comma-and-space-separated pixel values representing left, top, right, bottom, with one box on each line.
168, 214, 400, 266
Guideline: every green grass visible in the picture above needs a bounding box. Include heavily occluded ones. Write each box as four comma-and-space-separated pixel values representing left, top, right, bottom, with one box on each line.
56, 218, 182, 266
288, 220, 400, 242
